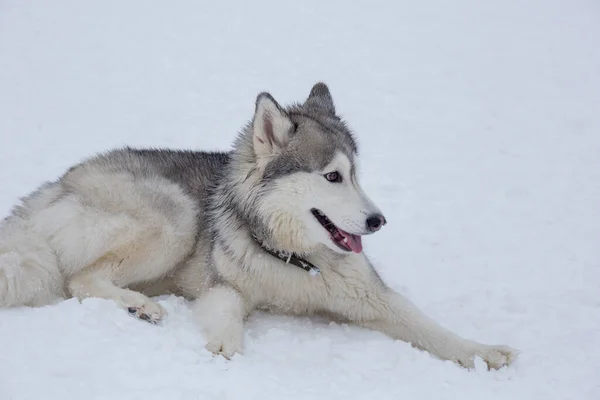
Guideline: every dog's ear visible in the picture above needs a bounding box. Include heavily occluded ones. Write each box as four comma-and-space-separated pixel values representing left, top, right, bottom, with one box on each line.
304, 82, 335, 115
252, 92, 294, 159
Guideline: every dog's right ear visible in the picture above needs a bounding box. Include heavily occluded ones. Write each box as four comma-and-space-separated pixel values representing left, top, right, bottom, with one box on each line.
252, 93, 294, 161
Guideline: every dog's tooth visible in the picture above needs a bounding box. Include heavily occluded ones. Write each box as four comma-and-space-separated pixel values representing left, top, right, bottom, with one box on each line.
343, 237, 348, 243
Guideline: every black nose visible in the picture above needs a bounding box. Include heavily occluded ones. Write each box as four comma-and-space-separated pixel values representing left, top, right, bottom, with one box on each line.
366, 214, 386, 232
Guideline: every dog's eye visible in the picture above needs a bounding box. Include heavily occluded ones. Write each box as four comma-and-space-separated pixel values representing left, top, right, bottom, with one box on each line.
324, 171, 342, 183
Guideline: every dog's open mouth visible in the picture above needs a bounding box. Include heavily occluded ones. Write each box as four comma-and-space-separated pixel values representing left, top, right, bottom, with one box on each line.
311, 209, 363, 253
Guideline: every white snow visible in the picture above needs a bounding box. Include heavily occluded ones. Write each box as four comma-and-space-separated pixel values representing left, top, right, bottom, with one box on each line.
1, 0, 599, 399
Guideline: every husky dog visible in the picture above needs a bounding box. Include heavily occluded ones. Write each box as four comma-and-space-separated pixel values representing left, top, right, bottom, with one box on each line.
0, 83, 517, 369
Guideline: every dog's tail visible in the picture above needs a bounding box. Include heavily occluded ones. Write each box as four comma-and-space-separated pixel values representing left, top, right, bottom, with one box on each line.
0, 221, 64, 307
0, 184, 66, 307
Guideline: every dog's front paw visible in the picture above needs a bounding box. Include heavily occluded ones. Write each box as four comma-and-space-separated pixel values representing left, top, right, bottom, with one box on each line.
193, 286, 246, 359
204, 328, 244, 359
455, 343, 518, 370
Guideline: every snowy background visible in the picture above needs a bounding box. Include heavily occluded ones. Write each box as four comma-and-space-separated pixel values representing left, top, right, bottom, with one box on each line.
1, 1, 599, 399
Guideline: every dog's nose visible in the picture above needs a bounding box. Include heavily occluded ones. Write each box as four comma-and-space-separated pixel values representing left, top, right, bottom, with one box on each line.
366, 214, 386, 232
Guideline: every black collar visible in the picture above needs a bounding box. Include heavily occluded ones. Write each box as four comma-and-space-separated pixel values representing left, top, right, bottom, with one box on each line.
253, 235, 321, 276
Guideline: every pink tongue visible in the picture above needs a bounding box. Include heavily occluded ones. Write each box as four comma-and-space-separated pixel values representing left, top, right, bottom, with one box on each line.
339, 230, 363, 253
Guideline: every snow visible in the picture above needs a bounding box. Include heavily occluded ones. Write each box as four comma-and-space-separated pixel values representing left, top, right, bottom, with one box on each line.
1, 0, 599, 399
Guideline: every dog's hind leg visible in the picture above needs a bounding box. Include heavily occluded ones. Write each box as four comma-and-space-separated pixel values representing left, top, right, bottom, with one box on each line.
53, 172, 198, 321
67, 253, 166, 323
56, 202, 180, 323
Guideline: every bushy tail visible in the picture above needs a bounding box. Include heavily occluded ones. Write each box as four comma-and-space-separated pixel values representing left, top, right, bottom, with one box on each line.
0, 223, 64, 307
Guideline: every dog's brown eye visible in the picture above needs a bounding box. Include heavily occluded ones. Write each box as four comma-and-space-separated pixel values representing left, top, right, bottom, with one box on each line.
324, 171, 342, 183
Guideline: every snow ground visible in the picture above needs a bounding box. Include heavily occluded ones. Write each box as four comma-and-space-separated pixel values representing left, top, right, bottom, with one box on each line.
1, 0, 599, 399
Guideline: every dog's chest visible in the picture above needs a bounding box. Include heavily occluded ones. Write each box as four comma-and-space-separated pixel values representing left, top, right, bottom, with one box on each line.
254, 259, 330, 314
215, 245, 367, 315
254, 260, 331, 313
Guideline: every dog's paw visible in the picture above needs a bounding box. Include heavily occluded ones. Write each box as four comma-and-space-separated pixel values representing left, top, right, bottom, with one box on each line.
198, 305, 245, 359
475, 344, 519, 370
193, 286, 246, 359
204, 329, 244, 359
455, 343, 519, 370
118, 290, 167, 323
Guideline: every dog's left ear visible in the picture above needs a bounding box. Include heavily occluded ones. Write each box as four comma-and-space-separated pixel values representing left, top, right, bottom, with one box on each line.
252, 92, 294, 160
304, 82, 336, 115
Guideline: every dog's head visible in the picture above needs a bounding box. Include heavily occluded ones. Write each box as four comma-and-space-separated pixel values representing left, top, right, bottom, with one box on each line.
235, 83, 385, 255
